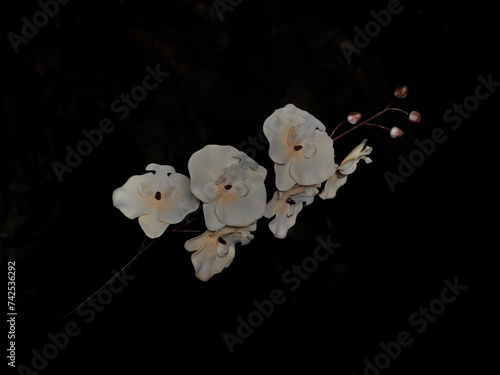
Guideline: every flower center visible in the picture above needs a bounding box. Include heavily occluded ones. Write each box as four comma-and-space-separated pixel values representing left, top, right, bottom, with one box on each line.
218, 237, 227, 245
293, 145, 303, 151
215, 153, 258, 198
286, 197, 296, 205
154, 191, 161, 200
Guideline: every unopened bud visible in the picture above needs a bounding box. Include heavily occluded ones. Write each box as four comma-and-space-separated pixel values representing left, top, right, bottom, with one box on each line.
394, 86, 408, 99
389, 127, 404, 138
409, 111, 421, 123
347, 111, 362, 124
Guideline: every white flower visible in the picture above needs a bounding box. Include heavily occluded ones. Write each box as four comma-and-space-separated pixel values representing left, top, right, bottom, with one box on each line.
184, 223, 256, 281
112, 164, 200, 238
188, 145, 267, 231
319, 139, 373, 200
264, 185, 320, 239
263, 104, 336, 191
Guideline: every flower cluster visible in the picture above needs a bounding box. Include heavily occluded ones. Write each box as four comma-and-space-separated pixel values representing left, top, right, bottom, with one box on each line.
112, 87, 420, 281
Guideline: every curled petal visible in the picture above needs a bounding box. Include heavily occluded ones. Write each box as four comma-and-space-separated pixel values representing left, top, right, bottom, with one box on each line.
301, 142, 317, 159
319, 172, 348, 200
269, 203, 304, 239
338, 139, 373, 175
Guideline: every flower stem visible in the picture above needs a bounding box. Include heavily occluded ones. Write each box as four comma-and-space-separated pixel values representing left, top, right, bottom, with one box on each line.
55, 216, 200, 326
329, 120, 346, 138
331, 102, 395, 142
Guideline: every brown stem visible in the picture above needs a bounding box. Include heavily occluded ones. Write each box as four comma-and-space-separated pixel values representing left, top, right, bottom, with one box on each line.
329, 120, 346, 138
332, 103, 394, 142
55, 214, 200, 326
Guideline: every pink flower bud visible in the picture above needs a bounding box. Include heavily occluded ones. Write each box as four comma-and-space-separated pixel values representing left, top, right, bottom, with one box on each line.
390, 127, 404, 138
409, 111, 421, 123
347, 111, 362, 124
394, 86, 408, 99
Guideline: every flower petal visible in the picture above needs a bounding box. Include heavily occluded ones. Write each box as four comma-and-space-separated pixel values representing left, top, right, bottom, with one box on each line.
138, 206, 170, 238
156, 173, 200, 224
264, 190, 281, 219
216, 223, 258, 237
112, 174, 154, 219
191, 241, 235, 281
301, 141, 317, 159
203, 199, 225, 232
319, 172, 348, 200
188, 145, 238, 202
274, 159, 296, 191
263, 104, 304, 164
290, 130, 335, 186
215, 170, 266, 227
269, 203, 304, 239
184, 231, 213, 252
339, 139, 373, 175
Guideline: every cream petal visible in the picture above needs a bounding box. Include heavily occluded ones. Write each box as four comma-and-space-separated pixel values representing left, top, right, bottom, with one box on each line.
301, 141, 317, 159
184, 231, 213, 252
263, 105, 304, 164
264, 190, 282, 218
203, 199, 225, 232
268, 203, 304, 239
232, 180, 250, 198
215, 223, 258, 237
112, 174, 154, 219
342, 139, 368, 162
339, 140, 373, 175
256, 165, 267, 181
191, 242, 236, 281
215, 170, 266, 227
291, 190, 317, 206
145, 163, 176, 175
188, 145, 239, 202
217, 241, 230, 258
157, 173, 200, 224
138, 206, 170, 238
274, 159, 296, 191
290, 131, 335, 186
319, 172, 348, 200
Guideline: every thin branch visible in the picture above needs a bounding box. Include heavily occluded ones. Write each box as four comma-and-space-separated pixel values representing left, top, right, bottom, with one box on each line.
55, 214, 200, 326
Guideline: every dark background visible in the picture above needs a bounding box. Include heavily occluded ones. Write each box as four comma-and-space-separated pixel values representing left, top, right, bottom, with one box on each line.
1, 0, 496, 374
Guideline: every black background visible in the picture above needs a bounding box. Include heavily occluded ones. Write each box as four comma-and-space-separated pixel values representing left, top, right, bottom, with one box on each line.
1, 0, 496, 374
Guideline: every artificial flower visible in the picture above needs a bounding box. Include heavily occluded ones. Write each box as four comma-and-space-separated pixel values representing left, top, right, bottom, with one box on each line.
264, 185, 320, 239
263, 104, 336, 191
188, 145, 267, 231
319, 139, 372, 200
112, 163, 200, 238
185, 223, 256, 281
